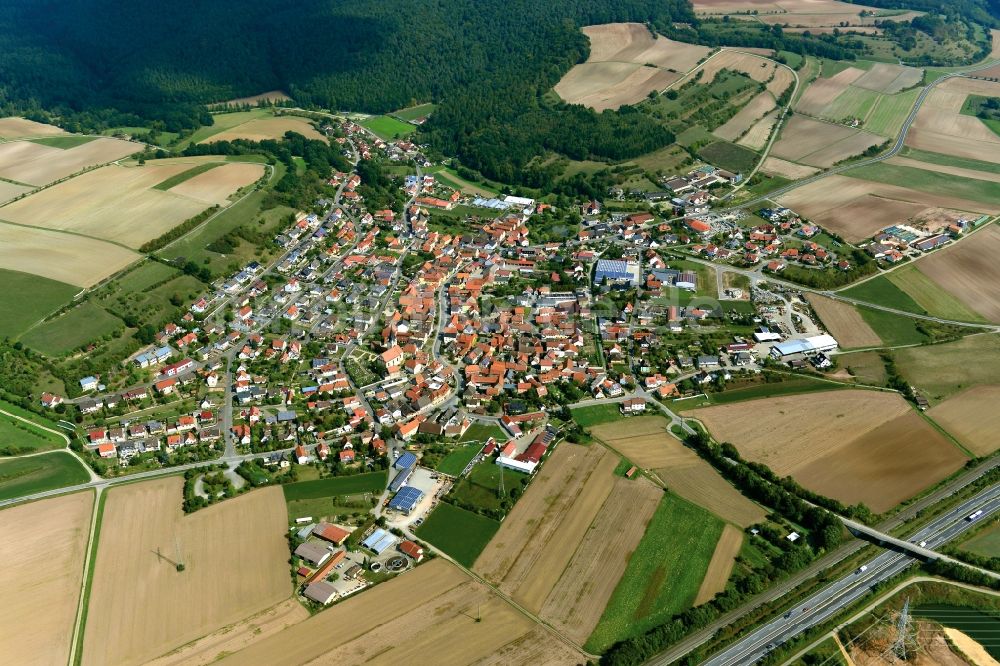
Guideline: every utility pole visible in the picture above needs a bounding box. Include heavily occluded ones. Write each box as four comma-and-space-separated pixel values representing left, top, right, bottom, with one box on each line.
891, 597, 917, 661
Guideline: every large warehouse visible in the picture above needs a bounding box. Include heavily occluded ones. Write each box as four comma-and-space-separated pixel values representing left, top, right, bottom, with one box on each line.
388, 486, 424, 515
769, 334, 838, 359
594, 259, 640, 286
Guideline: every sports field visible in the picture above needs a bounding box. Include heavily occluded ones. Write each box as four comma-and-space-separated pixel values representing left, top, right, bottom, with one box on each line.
0, 137, 138, 186
0, 491, 92, 666
0, 451, 90, 501
686, 390, 967, 512
212, 559, 584, 665
82, 479, 290, 666
416, 501, 499, 567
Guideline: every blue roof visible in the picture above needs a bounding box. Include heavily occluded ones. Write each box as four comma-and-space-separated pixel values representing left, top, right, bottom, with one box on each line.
388, 466, 413, 492
389, 486, 424, 512
595, 259, 635, 282
362, 528, 396, 554
395, 451, 417, 470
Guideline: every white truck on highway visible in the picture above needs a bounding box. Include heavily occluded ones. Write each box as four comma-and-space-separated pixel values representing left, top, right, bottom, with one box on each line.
968, 509, 984, 522
856, 565, 868, 574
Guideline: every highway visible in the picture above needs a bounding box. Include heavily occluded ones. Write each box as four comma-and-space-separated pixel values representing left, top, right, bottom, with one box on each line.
694, 485, 1000, 666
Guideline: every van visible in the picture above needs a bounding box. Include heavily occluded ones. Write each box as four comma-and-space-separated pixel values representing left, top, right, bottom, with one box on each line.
856, 565, 868, 574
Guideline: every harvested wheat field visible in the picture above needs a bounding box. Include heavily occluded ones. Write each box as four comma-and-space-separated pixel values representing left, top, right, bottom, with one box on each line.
786, 26, 882, 34
696, 50, 781, 86
0, 223, 138, 287
694, 524, 743, 605
693, 0, 784, 13
795, 67, 866, 115
0, 180, 31, 203
555, 24, 709, 110
771, 116, 883, 167
1, 162, 211, 248
907, 79, 1000, 161
887, 156, 1000, 184
0, 117, 66, 139
738, 109, 781, 149
0, 137, 138, 186
539, 476, 662, 644
0, 491, 92, 666
761, 156, 820, 179
915, 225, 1000, 323
478, 444, 618, 613
928, 386, 1000, 457
213, 559, 583, 666
202, 115, 325, 143
806, 293, 882, 348
168, 162, 265, 205
715, 92, 777, 141
147, 599, 310, 666
591, 416, 766, 527
81, 479, 290, 666
218, 90, 291, 107
686, 390, 966, 512
853, 63, 922, 94
757, 9, 921, 27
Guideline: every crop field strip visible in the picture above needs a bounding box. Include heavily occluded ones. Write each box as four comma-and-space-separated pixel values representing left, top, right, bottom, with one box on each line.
884, 264, 990, 323
694, 524, 744, 605
805, 293, 882, 348
0, 136, 138, 186
927, 386, 1000, 457
0, 451, 91, 501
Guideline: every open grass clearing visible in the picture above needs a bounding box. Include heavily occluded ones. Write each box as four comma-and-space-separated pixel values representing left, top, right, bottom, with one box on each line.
857, 305, 933, 346
846, 162, 1000, 209
687, 390, 966, 512
843, 274, 927, 314
0, 137, 139, 186
959, 520, 1000, 559
887, 155, 1000, 184
886, 264, 989, 323
416, 501, 500, 568
435, 443, 482, 476
927, 386, 1000, 457
806, 293, 882, 348
280, 471, 386, 501
391, 103, 436, 121
21, 301, 122, 356
864, 88, 920, 136
698, 141, 760, 174
840, 350, 888, 385
0, 491, 92, 666
0, 408, 66, 455
457, 422, 506, 443
899, 146, 1000, 175
572, 402, 625, 427
82, 480, 290, 666
0, 268, 77, 339
29, 135, 98, 150
359, 115, 415, 140
0, 451, 90, 501
586, 492, 724, 653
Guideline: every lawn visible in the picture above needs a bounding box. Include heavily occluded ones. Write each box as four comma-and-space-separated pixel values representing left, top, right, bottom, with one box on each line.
152, 163, 222, 190
0, 451, 90, 501
28, 135, 98, 149
842, 275, 927, 315
286, 493, 372, 523
415, 501, 500, 568
281, 471, 387, 501
436, 443, 483, 477
706, 376, 846, 405
887, 266, 987, 323
864, 88, 919, 137
899, 147, 1000, 175
586, 493, 724, 653
0, 268, 77, 339
458, 422, 505, 443
0, 410, 65, 455
21, 301, 123, 357
698, 141, 760, 175
360, 115, 415, 140
572, 403, 625, 427
846, 162, 1000, 207
960, 521, 1000, 558
391, 103, 436, 121
448, 461, 527, 513
856, 306, 929, 346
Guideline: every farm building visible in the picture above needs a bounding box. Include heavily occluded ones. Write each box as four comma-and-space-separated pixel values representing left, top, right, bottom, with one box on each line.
362, 528, 397, 555
314, 523, 350, 545
294, 541, 331, 567
388, 486, 424, 514
769, 334, 838, 360
595, 259, 640, 286
389, 465, 414, 493
303, 580, 338, 605
399, 540, 424, 562
395, 451, 417, 469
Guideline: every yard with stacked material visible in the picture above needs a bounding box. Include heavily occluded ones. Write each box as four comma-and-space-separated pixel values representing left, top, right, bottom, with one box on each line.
0, 160, 258, 249
0, 492, 92, 666
554, 23, 710, 111
927, 386, 1000, 457
589, 416, 766, 527
0, 136, 138, 186
805, 294, 881, 348
906, 78, 1000, 162
212, 559, 584, 665
685, 390, 967, 512
81, 479, 290, 666
771, 115, 884, 168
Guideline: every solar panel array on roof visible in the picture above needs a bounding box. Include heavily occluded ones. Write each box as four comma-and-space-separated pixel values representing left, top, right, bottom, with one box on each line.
388, 486, 424, 514
394, 451, 417, 470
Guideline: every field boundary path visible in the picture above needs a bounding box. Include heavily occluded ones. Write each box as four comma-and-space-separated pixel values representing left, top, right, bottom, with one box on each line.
0, 408, 98, 481
68, 487, 101, 666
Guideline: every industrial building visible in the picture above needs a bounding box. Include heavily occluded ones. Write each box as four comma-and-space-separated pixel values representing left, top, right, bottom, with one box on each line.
594, 259, 640, 287
388, 486, 424, 514
769, 334, 838, 360
362, 528, 397, 554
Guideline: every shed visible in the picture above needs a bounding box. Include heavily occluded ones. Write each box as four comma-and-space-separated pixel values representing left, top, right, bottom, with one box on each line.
294, 541, 331, 567
303, 580, 338, 604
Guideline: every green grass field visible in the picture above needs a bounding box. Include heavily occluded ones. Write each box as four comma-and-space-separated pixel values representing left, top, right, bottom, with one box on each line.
391, 103, 436, 121
286, 493, 372, 523
960, 520, 1000, 558
104, 261, 179, 295
586, 493, 724, 653
0, 268, 77, 339
856, 306, 929, 346
0, 410, 65, 455
448, 461, 527, 513
572, 403, 625, 427
281, 471, 387, 501
415, 501, 500, 567
895, 334, 1000, 402
863, 88, 919, 137
425, 165, 498, 196
821, 86, 880, 123
436, 443, 483, 476
21, 301, 123, 356
840, 350, 888, 385
846, 162, 1000, 207
886, 266, 987, 323
698, 141, 759, 174
360, 115, 415, 140
458, 422, 506, 443
28, 135, 98, 149
705, 376, 846, 405
0, 451, 90, 501
842, 275, 927, 315
152, 162, 221, 190
175, 109, 270, 148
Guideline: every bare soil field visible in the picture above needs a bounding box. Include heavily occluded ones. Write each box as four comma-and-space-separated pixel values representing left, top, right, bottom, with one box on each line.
806, 293, 882, 348
0, 117, 66, 139
204, 116, 325, 143
0, 491, 92, 666
768, 66, 795, 96
0, 223, 138, 287
168, 162, 265, 205
698, 50, 781, 85
907, 79, 1000, 161
213, 559, 583, 666
792, 194, 926, 241
771, 115, 883, 167
0, 180, 31, 203
218, 90, 291, 107
757, 9, 921, 27
147, 599, 309, 666
853, 63, 922, 94
0, 137, 139, 186
887, 156, 1000, 184
539, 476, 662, 644
761, 156, 820, 179
1, 162, 210, 248
591, 416, 766, 526
715, 92, 777, 141
687, 391, 966, 512
799, 131, 885, 167
738, 109, 781, 149
82, 479, 290, 666
555, 24, 709, 110
928, 386, 1000, 457
795, 67, 866, 115
916, 225, 1000, 323
943, 629, 998, 666
694, 524, 743, 605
